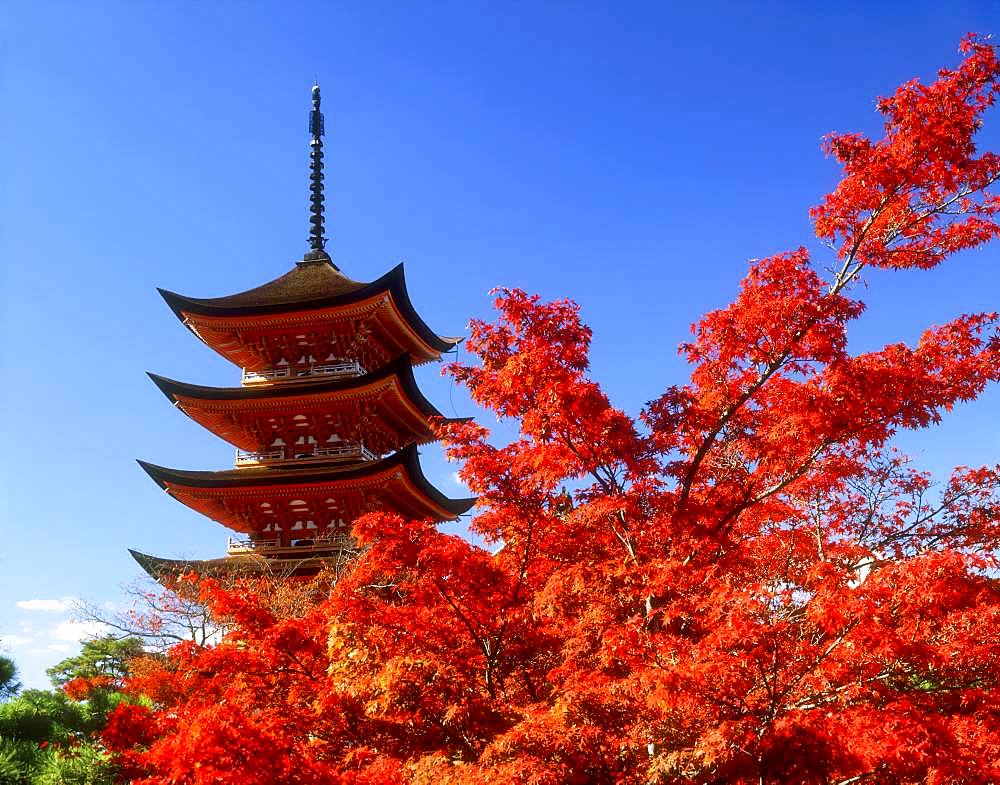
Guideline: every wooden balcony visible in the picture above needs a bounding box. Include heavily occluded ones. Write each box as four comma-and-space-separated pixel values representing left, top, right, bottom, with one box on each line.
234, 442, 377, 467
241, 360, 365, 385
227, 533, 357, 557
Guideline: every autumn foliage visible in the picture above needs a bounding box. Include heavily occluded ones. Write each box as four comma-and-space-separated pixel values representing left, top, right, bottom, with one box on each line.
105, 39, 1000, 784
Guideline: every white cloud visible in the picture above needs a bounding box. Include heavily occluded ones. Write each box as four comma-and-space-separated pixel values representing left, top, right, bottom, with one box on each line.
49, 620, 106, 643
46, 644, 70, 653
15, 597, 78, 612
450, 471, 467, 488
0, 635, 30, 649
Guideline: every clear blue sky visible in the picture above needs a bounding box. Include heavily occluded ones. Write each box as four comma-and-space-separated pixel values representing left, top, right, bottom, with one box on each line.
2, 1, 998, 689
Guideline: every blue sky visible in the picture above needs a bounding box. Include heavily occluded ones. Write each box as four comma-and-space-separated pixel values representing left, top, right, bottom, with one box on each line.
2, 1, 998, 689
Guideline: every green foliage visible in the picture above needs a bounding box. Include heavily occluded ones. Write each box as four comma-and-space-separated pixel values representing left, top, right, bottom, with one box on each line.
33, 744, 115, 785
0, 641, 142, 785
0, 690, 90, 743
46, 636, 144, 688
0, 737, 115, 785
0, 657, 20, 701
0, 688, 118, 784
0, 738, 45, 785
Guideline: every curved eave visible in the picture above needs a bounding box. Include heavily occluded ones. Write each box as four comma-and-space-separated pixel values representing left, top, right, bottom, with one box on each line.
137, 444, 476, 518
128, 549, 335, 580
159, 263, 458, 354
129, 549, 252, 579
147, 353, 443, 421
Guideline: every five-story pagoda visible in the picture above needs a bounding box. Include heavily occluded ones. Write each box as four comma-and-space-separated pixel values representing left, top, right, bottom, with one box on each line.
132, 85, 473, 579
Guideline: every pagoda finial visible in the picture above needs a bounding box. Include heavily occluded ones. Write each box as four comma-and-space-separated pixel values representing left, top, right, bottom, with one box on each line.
301, 82, 335, 266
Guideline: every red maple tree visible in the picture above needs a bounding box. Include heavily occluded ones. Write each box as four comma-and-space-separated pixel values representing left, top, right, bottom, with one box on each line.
104, 38, 1000, 785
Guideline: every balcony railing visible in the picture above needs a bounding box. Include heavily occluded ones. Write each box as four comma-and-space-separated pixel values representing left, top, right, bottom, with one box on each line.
234, 442, 377, 466
227, 534, 357, 556
234, 449, 285, 466
242, 360, 365, 385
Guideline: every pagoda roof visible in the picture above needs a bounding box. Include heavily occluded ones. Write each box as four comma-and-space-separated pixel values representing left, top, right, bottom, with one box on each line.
158, 261, 458, 354
148, 354, 437, 411
128, 549, 341, 580
138, 445, 475, 524
147, 355, 463, 453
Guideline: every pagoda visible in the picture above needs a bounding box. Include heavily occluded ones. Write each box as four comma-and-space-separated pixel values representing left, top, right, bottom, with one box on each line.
132, 85, 473, 579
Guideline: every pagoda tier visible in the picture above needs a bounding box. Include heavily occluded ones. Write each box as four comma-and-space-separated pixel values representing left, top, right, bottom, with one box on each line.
159, 261, 460, 372
138, 445, 475, 544
147, 355, 459, 459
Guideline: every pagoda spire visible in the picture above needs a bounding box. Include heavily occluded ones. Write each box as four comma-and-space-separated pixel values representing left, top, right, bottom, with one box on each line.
302, 83, 335, 266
